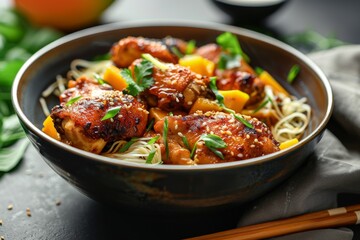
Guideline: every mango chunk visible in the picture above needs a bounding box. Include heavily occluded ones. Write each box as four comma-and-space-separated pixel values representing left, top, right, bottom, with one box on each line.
189, 97, 222, 114
42, 115, 60, 140
219, 90, 249, 113
103, 65, 128, 91
179, 55, 215, 77
259, 71, 290, 96
279, 138, 299, 150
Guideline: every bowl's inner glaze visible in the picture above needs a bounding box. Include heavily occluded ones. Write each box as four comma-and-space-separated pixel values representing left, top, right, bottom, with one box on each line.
17, 24, 328, 156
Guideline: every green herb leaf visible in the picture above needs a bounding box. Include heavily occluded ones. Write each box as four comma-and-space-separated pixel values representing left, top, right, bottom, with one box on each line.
218, 53, 241, 70
0, 138, 29, 172
185, 40, 196, 55
120, 68, 143, 96
120, 59, 154, 96
65, 96, 82, 106
255, 67, 264, 76
287, 64, 300, 83
208, 147, 225, 160
118, 137, 138, 153
163, 117, 169, 160
216, 32, 250, 63
101, 106, 121, 121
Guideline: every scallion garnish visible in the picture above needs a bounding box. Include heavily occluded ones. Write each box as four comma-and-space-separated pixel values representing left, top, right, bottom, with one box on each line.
65, 96, 82, 106
101, 106, 121, 121
93, 73, 106, 85
170, 46, 184, 58
118, 137, 138, 153
147, 135, 160, 145
145, 118, 155, 132
185, 40, 196, 55
146, 149, 156, 164
287, 64, 300, 83
180, 134, 190, 150
190, 134, 227, 160
255, 67, 264, 76
163, 117, 169, 160
209, 77, 253, 128
253, 96, 272, 113
141, 53, 169, 71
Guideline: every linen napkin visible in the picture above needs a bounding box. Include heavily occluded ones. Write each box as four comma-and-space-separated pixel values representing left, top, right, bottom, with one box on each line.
237, 45, 360, 240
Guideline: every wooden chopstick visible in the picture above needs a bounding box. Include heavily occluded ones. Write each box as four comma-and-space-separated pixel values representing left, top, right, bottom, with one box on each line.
186, 204, 360, 240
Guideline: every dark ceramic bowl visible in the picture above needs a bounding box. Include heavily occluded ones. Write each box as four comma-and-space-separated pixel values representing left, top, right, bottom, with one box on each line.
211, 0, 289, 23
12, 21, 332, 214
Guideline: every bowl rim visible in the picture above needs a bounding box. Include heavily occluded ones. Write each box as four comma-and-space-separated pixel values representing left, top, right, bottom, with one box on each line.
12, 19, 333, 171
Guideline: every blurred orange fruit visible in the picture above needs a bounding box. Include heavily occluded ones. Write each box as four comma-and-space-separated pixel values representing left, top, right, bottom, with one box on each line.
13, 0, 114, 31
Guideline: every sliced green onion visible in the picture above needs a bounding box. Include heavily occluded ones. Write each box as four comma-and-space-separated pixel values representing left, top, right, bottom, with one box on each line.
163, 117, 169, 160
65, 96, 82, 106
287, 64, 300, 83
146, 149, 156, 164
147, 135, 160, 145
118, 137, 138, 153
185, 40, 196, 55
101, 106, 121, 121
141, 53, 169, 71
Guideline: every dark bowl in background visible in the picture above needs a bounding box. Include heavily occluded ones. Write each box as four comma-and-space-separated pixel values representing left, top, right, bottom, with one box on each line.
12, 20, 332, 215
211, 0, 289, 23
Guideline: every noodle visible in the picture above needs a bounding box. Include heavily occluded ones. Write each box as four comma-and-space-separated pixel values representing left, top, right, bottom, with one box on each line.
103, 137, 162, 164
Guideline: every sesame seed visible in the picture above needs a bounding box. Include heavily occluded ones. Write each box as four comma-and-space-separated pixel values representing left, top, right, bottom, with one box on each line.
187, 101, 193, 105
250, 144, 255, 148
225, 131, 232, 136
26, 208, 31, 217
237, 153, 243, 158
254, 138, 259, 143
7, 204, 13, 211
175, 97, 179, 103
246, 134, 250, 139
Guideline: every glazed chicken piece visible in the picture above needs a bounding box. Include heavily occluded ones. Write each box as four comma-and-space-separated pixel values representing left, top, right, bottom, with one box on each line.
51, 78, 148, 154
129, 59, 210, 112
111, 36, 181, 68
153, 111, 279, 165
196, 43, 265, 106
59, 76, 113, 103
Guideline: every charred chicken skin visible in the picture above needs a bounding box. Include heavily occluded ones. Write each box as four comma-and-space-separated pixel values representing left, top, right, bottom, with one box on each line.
152, 111, 279, 165
51, 77, 148, 154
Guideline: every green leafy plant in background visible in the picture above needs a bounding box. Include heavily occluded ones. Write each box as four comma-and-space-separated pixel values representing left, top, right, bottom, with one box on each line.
0, 7, 63, 173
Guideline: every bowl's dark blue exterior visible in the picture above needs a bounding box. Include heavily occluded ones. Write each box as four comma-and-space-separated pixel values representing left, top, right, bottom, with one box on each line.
12, 21, 332, 214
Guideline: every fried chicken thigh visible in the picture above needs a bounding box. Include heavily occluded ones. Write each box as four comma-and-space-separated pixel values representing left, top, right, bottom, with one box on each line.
153, 112, 279, 165
51, 77, 148, 153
